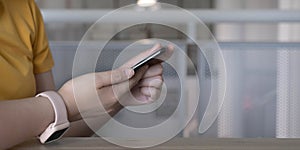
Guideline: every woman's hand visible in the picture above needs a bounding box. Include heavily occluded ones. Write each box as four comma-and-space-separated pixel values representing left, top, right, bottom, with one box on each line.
58, 44, 174, 121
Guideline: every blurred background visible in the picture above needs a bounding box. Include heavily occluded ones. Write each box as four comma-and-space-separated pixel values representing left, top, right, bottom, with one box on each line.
35, 0, 300, 138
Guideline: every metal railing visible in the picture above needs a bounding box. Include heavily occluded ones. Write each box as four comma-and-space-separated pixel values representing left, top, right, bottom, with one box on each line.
41, 9, 300, 23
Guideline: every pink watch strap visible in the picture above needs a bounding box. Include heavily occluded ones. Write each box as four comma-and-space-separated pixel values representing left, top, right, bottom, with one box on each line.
36, 91, 69, 125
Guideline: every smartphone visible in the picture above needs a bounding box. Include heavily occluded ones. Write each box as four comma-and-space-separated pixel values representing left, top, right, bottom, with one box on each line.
131, 47, 167, 71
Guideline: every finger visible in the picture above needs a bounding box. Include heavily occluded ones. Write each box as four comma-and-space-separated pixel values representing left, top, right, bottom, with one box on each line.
127, 84, 161, 105
111, 65, 149, 100
128, 65, 149, 89
129, 87, 153, 105
138, 76, 163, 88
142, 63, 163, 78
140, 87, 161, 97
155, 44, 174, 62
121, 44, 162, 68
95, 67, 134, 87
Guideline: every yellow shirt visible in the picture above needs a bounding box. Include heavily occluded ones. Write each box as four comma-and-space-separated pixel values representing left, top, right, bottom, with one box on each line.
0, 0, 54, 100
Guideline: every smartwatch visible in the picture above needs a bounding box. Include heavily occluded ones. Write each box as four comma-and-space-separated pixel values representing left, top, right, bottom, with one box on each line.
36, 91, 70, 144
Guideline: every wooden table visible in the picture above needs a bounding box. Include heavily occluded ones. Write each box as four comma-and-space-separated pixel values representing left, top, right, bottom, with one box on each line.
12, 137, 300, 150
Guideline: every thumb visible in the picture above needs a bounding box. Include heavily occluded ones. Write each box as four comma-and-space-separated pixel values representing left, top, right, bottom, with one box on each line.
111, 65, 149, 99
95, 68, 134, 87
112, 65, 149, 106
128, 65, 149, 89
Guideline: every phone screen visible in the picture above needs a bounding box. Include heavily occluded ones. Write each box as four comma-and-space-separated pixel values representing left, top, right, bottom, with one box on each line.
131, 47, 166, 71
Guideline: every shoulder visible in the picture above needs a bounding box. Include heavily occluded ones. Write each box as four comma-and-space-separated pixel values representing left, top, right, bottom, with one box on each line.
1, 0, 36, 16
2, 0, 32, 8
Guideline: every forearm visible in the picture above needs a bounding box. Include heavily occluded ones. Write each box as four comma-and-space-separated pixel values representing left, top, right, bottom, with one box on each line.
0, 97, 54, 149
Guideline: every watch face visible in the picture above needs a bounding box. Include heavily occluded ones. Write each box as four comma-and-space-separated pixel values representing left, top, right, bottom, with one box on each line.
45, 128, 68, 143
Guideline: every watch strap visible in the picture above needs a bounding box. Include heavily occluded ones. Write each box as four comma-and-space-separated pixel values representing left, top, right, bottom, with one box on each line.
36, 91, 69, 128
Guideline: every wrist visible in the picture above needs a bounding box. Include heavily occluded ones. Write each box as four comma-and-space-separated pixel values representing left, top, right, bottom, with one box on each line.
57, 89, 79, 121
36, 91, 70, 143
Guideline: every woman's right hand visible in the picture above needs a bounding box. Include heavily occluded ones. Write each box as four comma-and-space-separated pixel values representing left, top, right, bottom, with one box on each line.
58, 44, 173, 122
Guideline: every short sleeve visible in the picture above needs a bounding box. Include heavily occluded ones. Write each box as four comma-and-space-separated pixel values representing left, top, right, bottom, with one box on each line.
29, 0, 54, 74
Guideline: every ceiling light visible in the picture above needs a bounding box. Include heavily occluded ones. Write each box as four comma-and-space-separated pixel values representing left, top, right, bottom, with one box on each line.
137, 0, 157, 7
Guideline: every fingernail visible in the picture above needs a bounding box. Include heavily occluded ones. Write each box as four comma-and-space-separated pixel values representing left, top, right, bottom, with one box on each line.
125, 68, 134, 78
